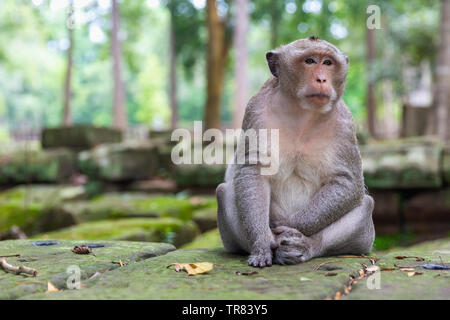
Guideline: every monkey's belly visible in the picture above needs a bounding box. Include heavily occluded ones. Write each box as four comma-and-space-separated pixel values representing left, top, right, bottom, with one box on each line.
269, 172, 321, 218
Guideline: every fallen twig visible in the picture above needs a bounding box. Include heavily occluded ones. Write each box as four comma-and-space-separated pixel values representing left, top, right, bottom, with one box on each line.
0, 254, 20, 258
337, 255, 379, 264
96, 259, 129, 266
314, 259, 340, 271
327, 263, 379, 300
395, 256, 425, 262
0, 257, 38, 277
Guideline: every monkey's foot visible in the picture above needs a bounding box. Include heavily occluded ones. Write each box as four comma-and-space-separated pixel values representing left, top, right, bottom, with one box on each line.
272, 226, 316, 265
248, 246, 273, 268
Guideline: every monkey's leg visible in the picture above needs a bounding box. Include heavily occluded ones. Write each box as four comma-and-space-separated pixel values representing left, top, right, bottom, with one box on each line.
216, 183, 245, 254
273, 195, 374, 264
314, 194, 375, 257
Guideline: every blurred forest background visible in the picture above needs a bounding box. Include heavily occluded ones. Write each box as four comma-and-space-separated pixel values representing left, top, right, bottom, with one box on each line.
0, 0, 448, 141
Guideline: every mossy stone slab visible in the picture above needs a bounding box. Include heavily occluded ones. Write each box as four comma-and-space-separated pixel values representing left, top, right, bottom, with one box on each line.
0, 185, 85, 235
33, 218, 200, 248
0, 239, 174, 299
19, 238, 450, 300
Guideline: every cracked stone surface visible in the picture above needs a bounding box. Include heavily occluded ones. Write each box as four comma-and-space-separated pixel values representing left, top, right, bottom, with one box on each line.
0, 240, 175, 299
0, 237, 447, 300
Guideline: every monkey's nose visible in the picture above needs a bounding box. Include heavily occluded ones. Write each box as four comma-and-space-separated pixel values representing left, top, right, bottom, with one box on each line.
316, 78, 327, 83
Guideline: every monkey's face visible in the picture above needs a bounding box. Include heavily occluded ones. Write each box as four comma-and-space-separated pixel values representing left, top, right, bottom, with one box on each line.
266, 37, 348, 112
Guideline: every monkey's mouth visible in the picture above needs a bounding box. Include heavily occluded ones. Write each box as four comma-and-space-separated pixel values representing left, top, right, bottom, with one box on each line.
305, 93, 330, 100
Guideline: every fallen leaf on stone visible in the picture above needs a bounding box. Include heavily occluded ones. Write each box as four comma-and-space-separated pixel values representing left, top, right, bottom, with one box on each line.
72, 245, 95, 256
381, 267, 397, 271
236, 271, 258, 276
168, 262, 214, 275
395, 256, 425, 262
325, 272, 338, 277
343, 285, 351, 295
407, 272, 423, 277
46, 282, 59, 293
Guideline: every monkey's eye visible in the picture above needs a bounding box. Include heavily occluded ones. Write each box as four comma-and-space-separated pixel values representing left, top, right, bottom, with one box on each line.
323, 59, 333, 66
305, 58, 315, 64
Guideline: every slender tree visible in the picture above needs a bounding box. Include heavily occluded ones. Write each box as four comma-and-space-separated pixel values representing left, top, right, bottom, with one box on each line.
233, 0, 249, 128
62, 0, 74, 126
204, 0, 230, 131
433, 0, 450, 139
111, 0, 127, 131
168, 1, 178, 129
366, 27, 377, 138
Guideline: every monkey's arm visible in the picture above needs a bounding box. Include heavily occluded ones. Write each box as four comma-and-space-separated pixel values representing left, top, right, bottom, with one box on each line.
291, 142, 364, 237
234, 164, 275, 266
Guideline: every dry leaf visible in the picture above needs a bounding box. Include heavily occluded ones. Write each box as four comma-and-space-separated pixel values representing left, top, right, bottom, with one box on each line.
407, 272, 423, 277
169, 262, 214, 275
381, 267, 396, 271
72, 245, 95, 256
46, 282, 59, 293
334, 292, 342, 300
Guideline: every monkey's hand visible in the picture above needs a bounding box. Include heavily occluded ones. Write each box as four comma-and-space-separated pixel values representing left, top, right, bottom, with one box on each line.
248, 241, 275, 268
272, 226, 319, 264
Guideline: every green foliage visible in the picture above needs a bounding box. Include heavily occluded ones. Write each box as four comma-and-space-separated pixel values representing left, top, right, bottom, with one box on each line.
373, 232, 416, 251
0, 0, 442, 132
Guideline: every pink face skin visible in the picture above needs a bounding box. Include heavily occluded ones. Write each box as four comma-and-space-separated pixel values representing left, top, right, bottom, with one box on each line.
296, 53, 338, 111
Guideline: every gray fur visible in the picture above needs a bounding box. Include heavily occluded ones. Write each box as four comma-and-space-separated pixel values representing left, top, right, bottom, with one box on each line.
216, 38, 375, 267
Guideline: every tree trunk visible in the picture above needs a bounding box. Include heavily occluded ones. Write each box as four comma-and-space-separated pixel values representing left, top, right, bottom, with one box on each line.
205, 0, 227, 131
111, 0, 127, 131
433, 0, 450, 140
62, 1, 74, 126
233, 0, 249, 129
269, 1, 283, 49
169, 8, 178, 129
366, 27, 377, 138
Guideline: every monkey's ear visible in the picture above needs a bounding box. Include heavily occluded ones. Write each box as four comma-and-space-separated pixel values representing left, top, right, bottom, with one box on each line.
266, 51, 279, 77
344, 55, 349, 64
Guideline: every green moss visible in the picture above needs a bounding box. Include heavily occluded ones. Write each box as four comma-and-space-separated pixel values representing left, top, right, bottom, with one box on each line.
181, 228, 222, 249
373, 232, 416, 251
0, 185, 84, 234
33, 217, 199, 248
174, 164, 226, 188
0, 239, 174, 299
2, 238, 449, 300
0, 148, 76, 184
63, 193, 217, 223
192, 207, 218, 232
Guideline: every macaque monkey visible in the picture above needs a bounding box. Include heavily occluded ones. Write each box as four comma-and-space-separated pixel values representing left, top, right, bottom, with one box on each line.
216, 37, 375, 267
